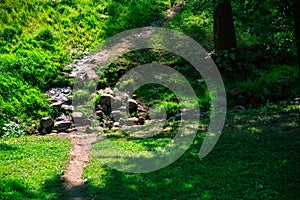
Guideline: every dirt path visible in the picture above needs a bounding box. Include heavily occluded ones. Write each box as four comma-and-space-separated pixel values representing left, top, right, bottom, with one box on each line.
60, 3, 185, 200
61, 134, 97, 200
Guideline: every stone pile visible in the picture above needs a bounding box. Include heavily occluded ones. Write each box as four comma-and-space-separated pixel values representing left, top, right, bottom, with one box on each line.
95, 87, 150, 131
38, 86, 151, 134
37, 87, 76, 135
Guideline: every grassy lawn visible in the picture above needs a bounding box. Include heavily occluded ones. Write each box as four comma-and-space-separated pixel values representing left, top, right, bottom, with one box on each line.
0, 136, 71, 200
83, 103, 300, 199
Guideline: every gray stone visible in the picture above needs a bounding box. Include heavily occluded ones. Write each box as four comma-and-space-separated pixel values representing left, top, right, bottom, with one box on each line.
71, 112, 83, 120
95, 110, 104, 117
56, 114, 72, 122
111, 127, 119, 131
62, 105, 74, 112
40, 117, 54, 130
50, 101, 63, 107
128, 99, 137, 112
237, 95, 247, 105
113, 122, 120, 127
54, 121, 72, 131
11, 117, 20, 123
100, 94, 113, 105
229, 88, 244, 97
127, 117, 139, 123
66, 128, 77, 133
263, 88, 271, 98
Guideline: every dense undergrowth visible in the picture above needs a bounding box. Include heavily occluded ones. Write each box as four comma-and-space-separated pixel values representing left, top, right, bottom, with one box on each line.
164, 0, 299, 106
0, 0, 179, 135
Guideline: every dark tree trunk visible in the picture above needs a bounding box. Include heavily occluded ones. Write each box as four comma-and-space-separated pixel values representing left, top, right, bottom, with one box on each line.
213, 0, 237, 50
293, 0, 300, 77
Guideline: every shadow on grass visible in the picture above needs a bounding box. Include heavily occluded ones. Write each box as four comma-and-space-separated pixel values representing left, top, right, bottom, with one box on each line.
0, 143, 17, 151
84, 107, 300, 199
0, 175, 65, 200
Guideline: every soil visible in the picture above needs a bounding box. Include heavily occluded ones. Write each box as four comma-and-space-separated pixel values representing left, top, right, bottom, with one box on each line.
61, 134, 97, 200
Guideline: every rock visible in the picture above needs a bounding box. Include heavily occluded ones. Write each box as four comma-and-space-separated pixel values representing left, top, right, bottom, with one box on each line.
132, 94, 137, 100
71, 112, 83, 120
40, 117, 54, 128
232, 106, 245, 113
62, 105, 74, 112
111, 127, 119, 131
50, 101, 63, 107
111, 110, 122, 120
56, 114, 72, 122
103, 87, 113, 94
138, 105, 148, 113
119, 118, 126, 126
40, 117, 54, 134
113, 122, 120, 127
263, 88, 271, 98
51, 129, 58, 134
127, 117, 139, 123
53, 114, 73, 131
128, 99, 138, 112
95, 110, 104, 118
62, 87, 71, 94
103, 119, 113, 128
53, 121, 72, 131
11, 117, 20, 123
137, 116, 146, 125
86, 68, 98, 80
66, 128, 77, 133
100, 94, 113, 106
229, 88, 244, 97
237, 95, 247, 105
101, 104, 111, 114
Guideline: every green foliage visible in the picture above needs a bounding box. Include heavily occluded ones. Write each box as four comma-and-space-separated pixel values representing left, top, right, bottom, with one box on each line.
237, 64, 299, 102
1, 121, 25, 138
164, 0, 214, 50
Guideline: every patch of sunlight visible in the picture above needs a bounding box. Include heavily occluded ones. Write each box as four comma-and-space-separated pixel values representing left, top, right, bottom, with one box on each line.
183, 183, 193, 189
247, 127, 261, 134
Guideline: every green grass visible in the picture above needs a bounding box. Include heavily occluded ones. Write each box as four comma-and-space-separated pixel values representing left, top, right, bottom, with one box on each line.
83, 103, 300, 199
0, 136, 72, 200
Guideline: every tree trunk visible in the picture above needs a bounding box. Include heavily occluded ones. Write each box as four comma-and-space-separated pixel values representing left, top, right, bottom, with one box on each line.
293, 0, 300, 77
213, 0, 237, 50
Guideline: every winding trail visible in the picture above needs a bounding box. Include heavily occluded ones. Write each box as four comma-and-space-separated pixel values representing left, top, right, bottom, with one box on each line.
60, 3, 185, 199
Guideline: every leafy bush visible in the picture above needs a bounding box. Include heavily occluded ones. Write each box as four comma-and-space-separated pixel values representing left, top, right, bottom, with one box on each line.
1, 121, 25, 138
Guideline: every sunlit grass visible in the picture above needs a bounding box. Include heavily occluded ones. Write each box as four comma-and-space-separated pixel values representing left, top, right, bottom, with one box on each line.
0, 136, 71, 200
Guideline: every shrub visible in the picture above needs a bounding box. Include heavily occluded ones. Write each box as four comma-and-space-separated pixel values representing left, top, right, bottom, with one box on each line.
1, 121, 25, 138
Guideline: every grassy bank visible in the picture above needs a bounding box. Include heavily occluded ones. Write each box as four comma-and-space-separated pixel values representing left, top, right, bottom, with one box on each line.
0, 0, 178, 134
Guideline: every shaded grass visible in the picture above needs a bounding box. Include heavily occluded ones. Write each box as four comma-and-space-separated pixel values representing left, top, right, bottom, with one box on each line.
83, 103, 300, 199
0, 136, 72, 200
